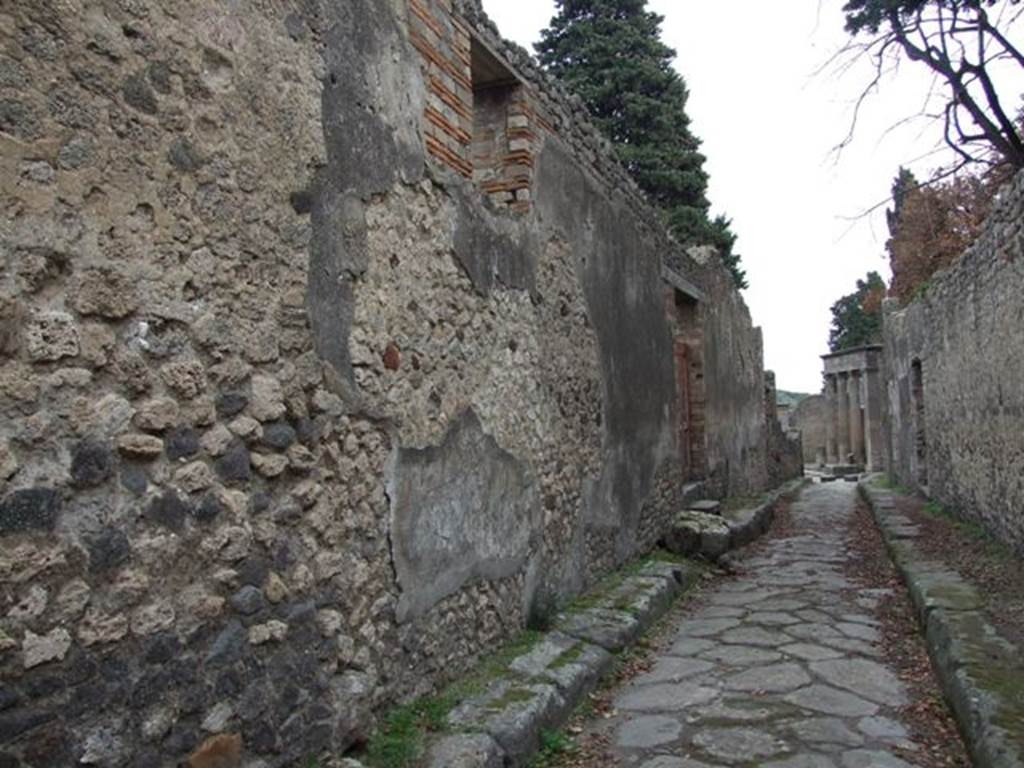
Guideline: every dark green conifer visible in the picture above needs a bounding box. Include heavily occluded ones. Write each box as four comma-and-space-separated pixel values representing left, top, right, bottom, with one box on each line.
536, 0, 747, 289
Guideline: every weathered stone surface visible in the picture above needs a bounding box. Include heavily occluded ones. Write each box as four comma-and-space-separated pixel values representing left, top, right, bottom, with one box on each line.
0, 1, 804, 764
24, 311, 79, 361
615, 682, 718, 712
390, 410, 539, 622
249, 376, 286, 422
116, 433, 164, 460
146, 492, 190, 531
134, 398, 179, 433
427, 733, 503, 768
174, 461, 214, 493
229, 586, 265, 616
22, 628, 72, 669
70, 440, 115, 488
557, 608, 641, 653
87, 527, 131, 573
215, 443, 251, 485
0, 440, 18, 482
784, 686, 878, 718
600, 484, 937, 767
692, 727, 790, 763
166, 427, 201, 461
881, 168, 1024, 553
617, 715, 683, 749
0, 488, 60, 532
724, 663, 812, 693
70, 266, 138, 319
789, 718, 865, 747
808, 659, 907, 707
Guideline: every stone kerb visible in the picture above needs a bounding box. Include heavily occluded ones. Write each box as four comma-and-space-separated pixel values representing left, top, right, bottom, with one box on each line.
859, 477, 1024, 768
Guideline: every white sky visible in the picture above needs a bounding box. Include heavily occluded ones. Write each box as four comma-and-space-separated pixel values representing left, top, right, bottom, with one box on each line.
481, 0, 1022, 393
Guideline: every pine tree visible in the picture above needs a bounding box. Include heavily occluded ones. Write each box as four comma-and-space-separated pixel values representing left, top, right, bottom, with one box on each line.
828, 272, 886, 352
536, 0, 747, 289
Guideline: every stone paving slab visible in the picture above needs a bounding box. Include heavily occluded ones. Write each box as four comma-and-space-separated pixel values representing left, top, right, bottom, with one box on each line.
860, 478, 1024, 768
603, 483, 934, 768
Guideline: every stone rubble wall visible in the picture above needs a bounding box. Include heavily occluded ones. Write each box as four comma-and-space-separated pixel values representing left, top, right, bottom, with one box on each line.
0, 1, 778, 765
790, 394, 828, 466
882, 168, 1024, 554
764, 372, 804, 488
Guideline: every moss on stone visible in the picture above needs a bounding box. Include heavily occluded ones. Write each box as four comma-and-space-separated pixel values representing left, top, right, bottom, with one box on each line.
485, 686, 536, 712
549, 642, 585, 670
362, 629, 545, 767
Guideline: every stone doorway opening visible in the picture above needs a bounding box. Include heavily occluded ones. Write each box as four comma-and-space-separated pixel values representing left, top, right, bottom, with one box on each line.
669, 290, 706, 481
911, 359, 928, 487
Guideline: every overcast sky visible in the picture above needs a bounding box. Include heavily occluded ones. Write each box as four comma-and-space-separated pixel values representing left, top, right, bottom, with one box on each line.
480, 0, 1022, 393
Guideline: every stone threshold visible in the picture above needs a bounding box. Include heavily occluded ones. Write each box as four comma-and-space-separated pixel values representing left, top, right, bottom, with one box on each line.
859, 476, 1024, 768
345, 477, 806, 768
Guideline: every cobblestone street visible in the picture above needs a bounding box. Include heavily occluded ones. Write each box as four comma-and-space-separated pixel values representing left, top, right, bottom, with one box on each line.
602, 482, 951, 768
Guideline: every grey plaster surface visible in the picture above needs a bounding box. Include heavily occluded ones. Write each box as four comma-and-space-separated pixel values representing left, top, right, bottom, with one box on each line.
605, 483, 928, 766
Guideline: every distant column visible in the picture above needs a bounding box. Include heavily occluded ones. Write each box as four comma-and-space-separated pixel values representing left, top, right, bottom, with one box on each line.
836, 372, 851, 462
863, 366, 886, 471
824, 375, 837, 464
848, 371, 865, 465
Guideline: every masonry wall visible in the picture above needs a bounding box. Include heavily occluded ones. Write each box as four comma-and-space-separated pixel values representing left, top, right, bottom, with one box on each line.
790, 394, 828, 465
764, 372, 803, 488
883, 168, 1024, 555
0, 1, 777, 765
693, 250, 771, 498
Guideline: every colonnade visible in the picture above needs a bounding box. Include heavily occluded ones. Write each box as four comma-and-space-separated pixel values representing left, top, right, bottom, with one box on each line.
823, 371, 867, 465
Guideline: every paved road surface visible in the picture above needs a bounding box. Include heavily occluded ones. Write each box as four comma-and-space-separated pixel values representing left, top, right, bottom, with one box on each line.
607, 482, 930, 768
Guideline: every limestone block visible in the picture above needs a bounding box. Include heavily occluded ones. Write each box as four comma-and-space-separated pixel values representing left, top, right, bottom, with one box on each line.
248, 620, 288, 645
134, 398, 180, 432
7, 585, 48, 622
131, 602, 176, 636
78, 607, 129, 646
174, 461, 214, 493
22, 627, 72, 668
70, 266, 139, 318
117, 433, 164, 460
53, 579, 91, 622
0, 297, 24, 358
25, 311, 79, 361
161, 359, 208, 400
228, 415, 262, 441
0, 440, 18, 481
251, 452, 287, 478
79, 322, 116, 367
249, 375, 286, 421
201, 424, 234, 457
427, 734, 503, 768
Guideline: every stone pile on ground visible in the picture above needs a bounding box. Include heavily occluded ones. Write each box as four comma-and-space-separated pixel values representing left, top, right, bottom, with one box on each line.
663, 479, 805, 561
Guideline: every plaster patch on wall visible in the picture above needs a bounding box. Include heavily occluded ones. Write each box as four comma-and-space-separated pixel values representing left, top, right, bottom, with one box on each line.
388, 409, 540, 622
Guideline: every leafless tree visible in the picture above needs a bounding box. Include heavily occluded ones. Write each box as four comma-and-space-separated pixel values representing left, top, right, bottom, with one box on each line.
832, 0, 1024, 169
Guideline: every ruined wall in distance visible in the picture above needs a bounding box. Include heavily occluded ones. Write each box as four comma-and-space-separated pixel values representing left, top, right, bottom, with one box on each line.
791, 394, 827, 465
764, 372, 803, 488
882, 168, 1024, 555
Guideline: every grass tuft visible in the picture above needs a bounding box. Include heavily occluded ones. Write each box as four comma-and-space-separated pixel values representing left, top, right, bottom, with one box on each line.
527, 728, 577, 767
